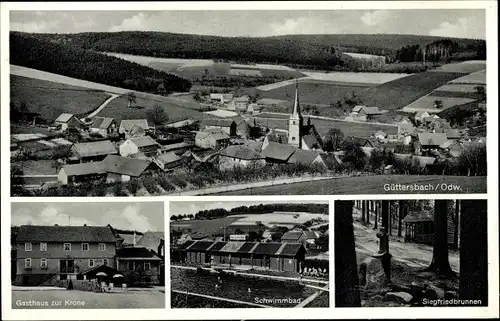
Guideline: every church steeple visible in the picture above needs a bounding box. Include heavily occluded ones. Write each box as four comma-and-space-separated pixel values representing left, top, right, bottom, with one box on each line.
291, 79, 302, 119
288, 80, 303, 148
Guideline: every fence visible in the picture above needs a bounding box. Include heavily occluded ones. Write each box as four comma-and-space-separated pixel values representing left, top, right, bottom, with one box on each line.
56, 279, 99, 292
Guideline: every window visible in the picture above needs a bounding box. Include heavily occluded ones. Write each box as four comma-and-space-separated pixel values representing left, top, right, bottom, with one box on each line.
40, 243, 47, 252
292, 121, 296, 125
64, 243, 71, 251
98, 243, 106, 251
82, 243, 89, 251
40, 258, 47, 268
292, 137, 296, 141
144, 262, 151, 271
25, 258, 31, 268
88, 259, 95, 268
25, 242, 32, 251
103, 259, 108, 266
128, 261, 135, 271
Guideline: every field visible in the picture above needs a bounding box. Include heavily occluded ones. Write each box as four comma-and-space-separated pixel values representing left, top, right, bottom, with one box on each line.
257, 80, 369, 107
101, 53, 305, 79
431, 60, 486, 74
212, 175, 486, 195
449, 69, 486, 85
12, 287, 165, 309
170, 217, 242, 236
229, 212, 328, 227
401, 95, 476, 114
358, 71, 466, 111
11, 75, 111, 122
302, 71, 409, 84
97, 92, 204, 122
171, 268, 327, 308
252, 115, 398, 137
11, 65, 129, 94
11, 65, 207, 123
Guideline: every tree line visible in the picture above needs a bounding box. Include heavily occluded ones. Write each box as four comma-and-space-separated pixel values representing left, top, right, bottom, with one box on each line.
10, 32, 192, 94
171, 203, 329, 221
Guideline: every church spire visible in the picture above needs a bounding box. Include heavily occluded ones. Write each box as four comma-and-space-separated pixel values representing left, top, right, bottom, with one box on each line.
291, 79, 302, 119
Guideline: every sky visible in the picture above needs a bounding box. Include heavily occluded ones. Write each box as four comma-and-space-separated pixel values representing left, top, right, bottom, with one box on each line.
11, 202, 164, 232
10, 9, 486, 39
170, 201, 328, 217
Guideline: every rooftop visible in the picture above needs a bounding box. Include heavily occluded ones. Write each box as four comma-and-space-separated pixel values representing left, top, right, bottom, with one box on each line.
16, 225, 116, 242
72, 140, 118, 158
102, 155, 153, 177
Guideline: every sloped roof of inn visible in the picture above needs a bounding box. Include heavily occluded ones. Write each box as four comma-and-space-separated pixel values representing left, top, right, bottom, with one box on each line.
72, 140, 118, 158
251, 242, 283, 255
16, 225, 117, 242
185, 241, 215, 252
219, 145, 264, 160
208, 241, 227, 252
61, 162, 106, 176
218, 241, 246, 253
116, 247, 161, 260
236, 242, 258, 253
102, 155, 153, 177
260, 142, 296, 161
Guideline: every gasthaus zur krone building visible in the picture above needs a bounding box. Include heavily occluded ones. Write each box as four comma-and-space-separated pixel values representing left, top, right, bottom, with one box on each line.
172, 240, 307, 273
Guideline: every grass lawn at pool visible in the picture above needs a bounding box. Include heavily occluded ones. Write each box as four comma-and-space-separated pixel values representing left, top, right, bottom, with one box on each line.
12, 288, 165, 309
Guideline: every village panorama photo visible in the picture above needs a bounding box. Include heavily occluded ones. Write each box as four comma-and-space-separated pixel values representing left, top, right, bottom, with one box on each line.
10, 202, 166, 309
9, 9, 487, 196
169, 200, 330, 308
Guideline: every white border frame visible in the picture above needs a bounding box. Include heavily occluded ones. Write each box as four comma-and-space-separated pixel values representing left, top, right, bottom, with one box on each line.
2, 1, 498, 320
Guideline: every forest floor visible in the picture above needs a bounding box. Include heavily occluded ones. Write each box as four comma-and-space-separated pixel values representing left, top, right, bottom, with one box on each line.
352, 208, 461, 307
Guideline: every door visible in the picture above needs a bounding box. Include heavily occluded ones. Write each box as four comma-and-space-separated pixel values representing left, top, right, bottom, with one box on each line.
60, 260, 75, 273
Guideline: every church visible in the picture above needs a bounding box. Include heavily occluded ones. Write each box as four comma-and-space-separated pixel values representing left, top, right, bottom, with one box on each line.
265, 81, 323, 152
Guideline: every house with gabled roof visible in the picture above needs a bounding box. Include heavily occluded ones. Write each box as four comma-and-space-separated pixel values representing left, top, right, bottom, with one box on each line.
90, 117, 118, 138
71, 140, 118, 163
260, 142, 297, 164
14, 225, 117, 285
57, 162, 107, 185
201, 119, 237, 136
119, 136, 162, 157
119, 119, 149, 139
152, 152, 184, 171
102, 155, 160, 183
54, 113, 85, 131
195, 129, 231, 150
288, 149, 327, 169
116, 247, 162, 285
417, 133, 448, 150
218, 145, 266, 171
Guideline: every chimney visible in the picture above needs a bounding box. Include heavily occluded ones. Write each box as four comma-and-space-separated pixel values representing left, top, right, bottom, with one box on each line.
54, 224, 58, 226
83, 224, 87, 227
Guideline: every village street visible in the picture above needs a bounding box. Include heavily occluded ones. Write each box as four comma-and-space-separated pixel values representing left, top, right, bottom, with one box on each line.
12, 286, 165, 309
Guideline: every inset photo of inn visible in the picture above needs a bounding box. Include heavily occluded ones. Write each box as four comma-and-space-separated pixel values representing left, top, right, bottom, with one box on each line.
334, 199, 488, 308
11, 202, 165, 309
170, 201, 330, 308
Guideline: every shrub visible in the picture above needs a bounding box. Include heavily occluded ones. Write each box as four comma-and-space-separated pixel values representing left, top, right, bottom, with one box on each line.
170, 175, 187, 188
127, 179, 140, 194
141, 176, 159, 194
158, 176, 175, 192
113, 183, 126, 196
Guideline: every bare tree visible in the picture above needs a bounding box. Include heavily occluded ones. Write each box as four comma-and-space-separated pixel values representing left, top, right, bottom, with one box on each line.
127, 92, 137, 108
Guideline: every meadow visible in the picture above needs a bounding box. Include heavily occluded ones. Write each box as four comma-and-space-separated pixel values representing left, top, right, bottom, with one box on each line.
11, 75, 111, 122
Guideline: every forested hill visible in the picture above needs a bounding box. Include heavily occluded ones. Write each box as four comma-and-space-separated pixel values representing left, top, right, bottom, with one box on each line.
173, 203, 329, 221
273, 33, 485, 55
19, 31, 348, 69
18, 31, 485, 67
10, 32, 192, 93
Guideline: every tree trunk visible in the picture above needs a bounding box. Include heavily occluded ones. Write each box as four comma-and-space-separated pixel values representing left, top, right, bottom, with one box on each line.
366, 201, 370, 224
398, 200, 404, 237
374, 201, 378, 229
335, 201, 361, 307
459, 200, 487, 305
381, 200, 389, 230
453, 200, 460, 250
426, 200, 454, 276
361, 201, 366, 224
